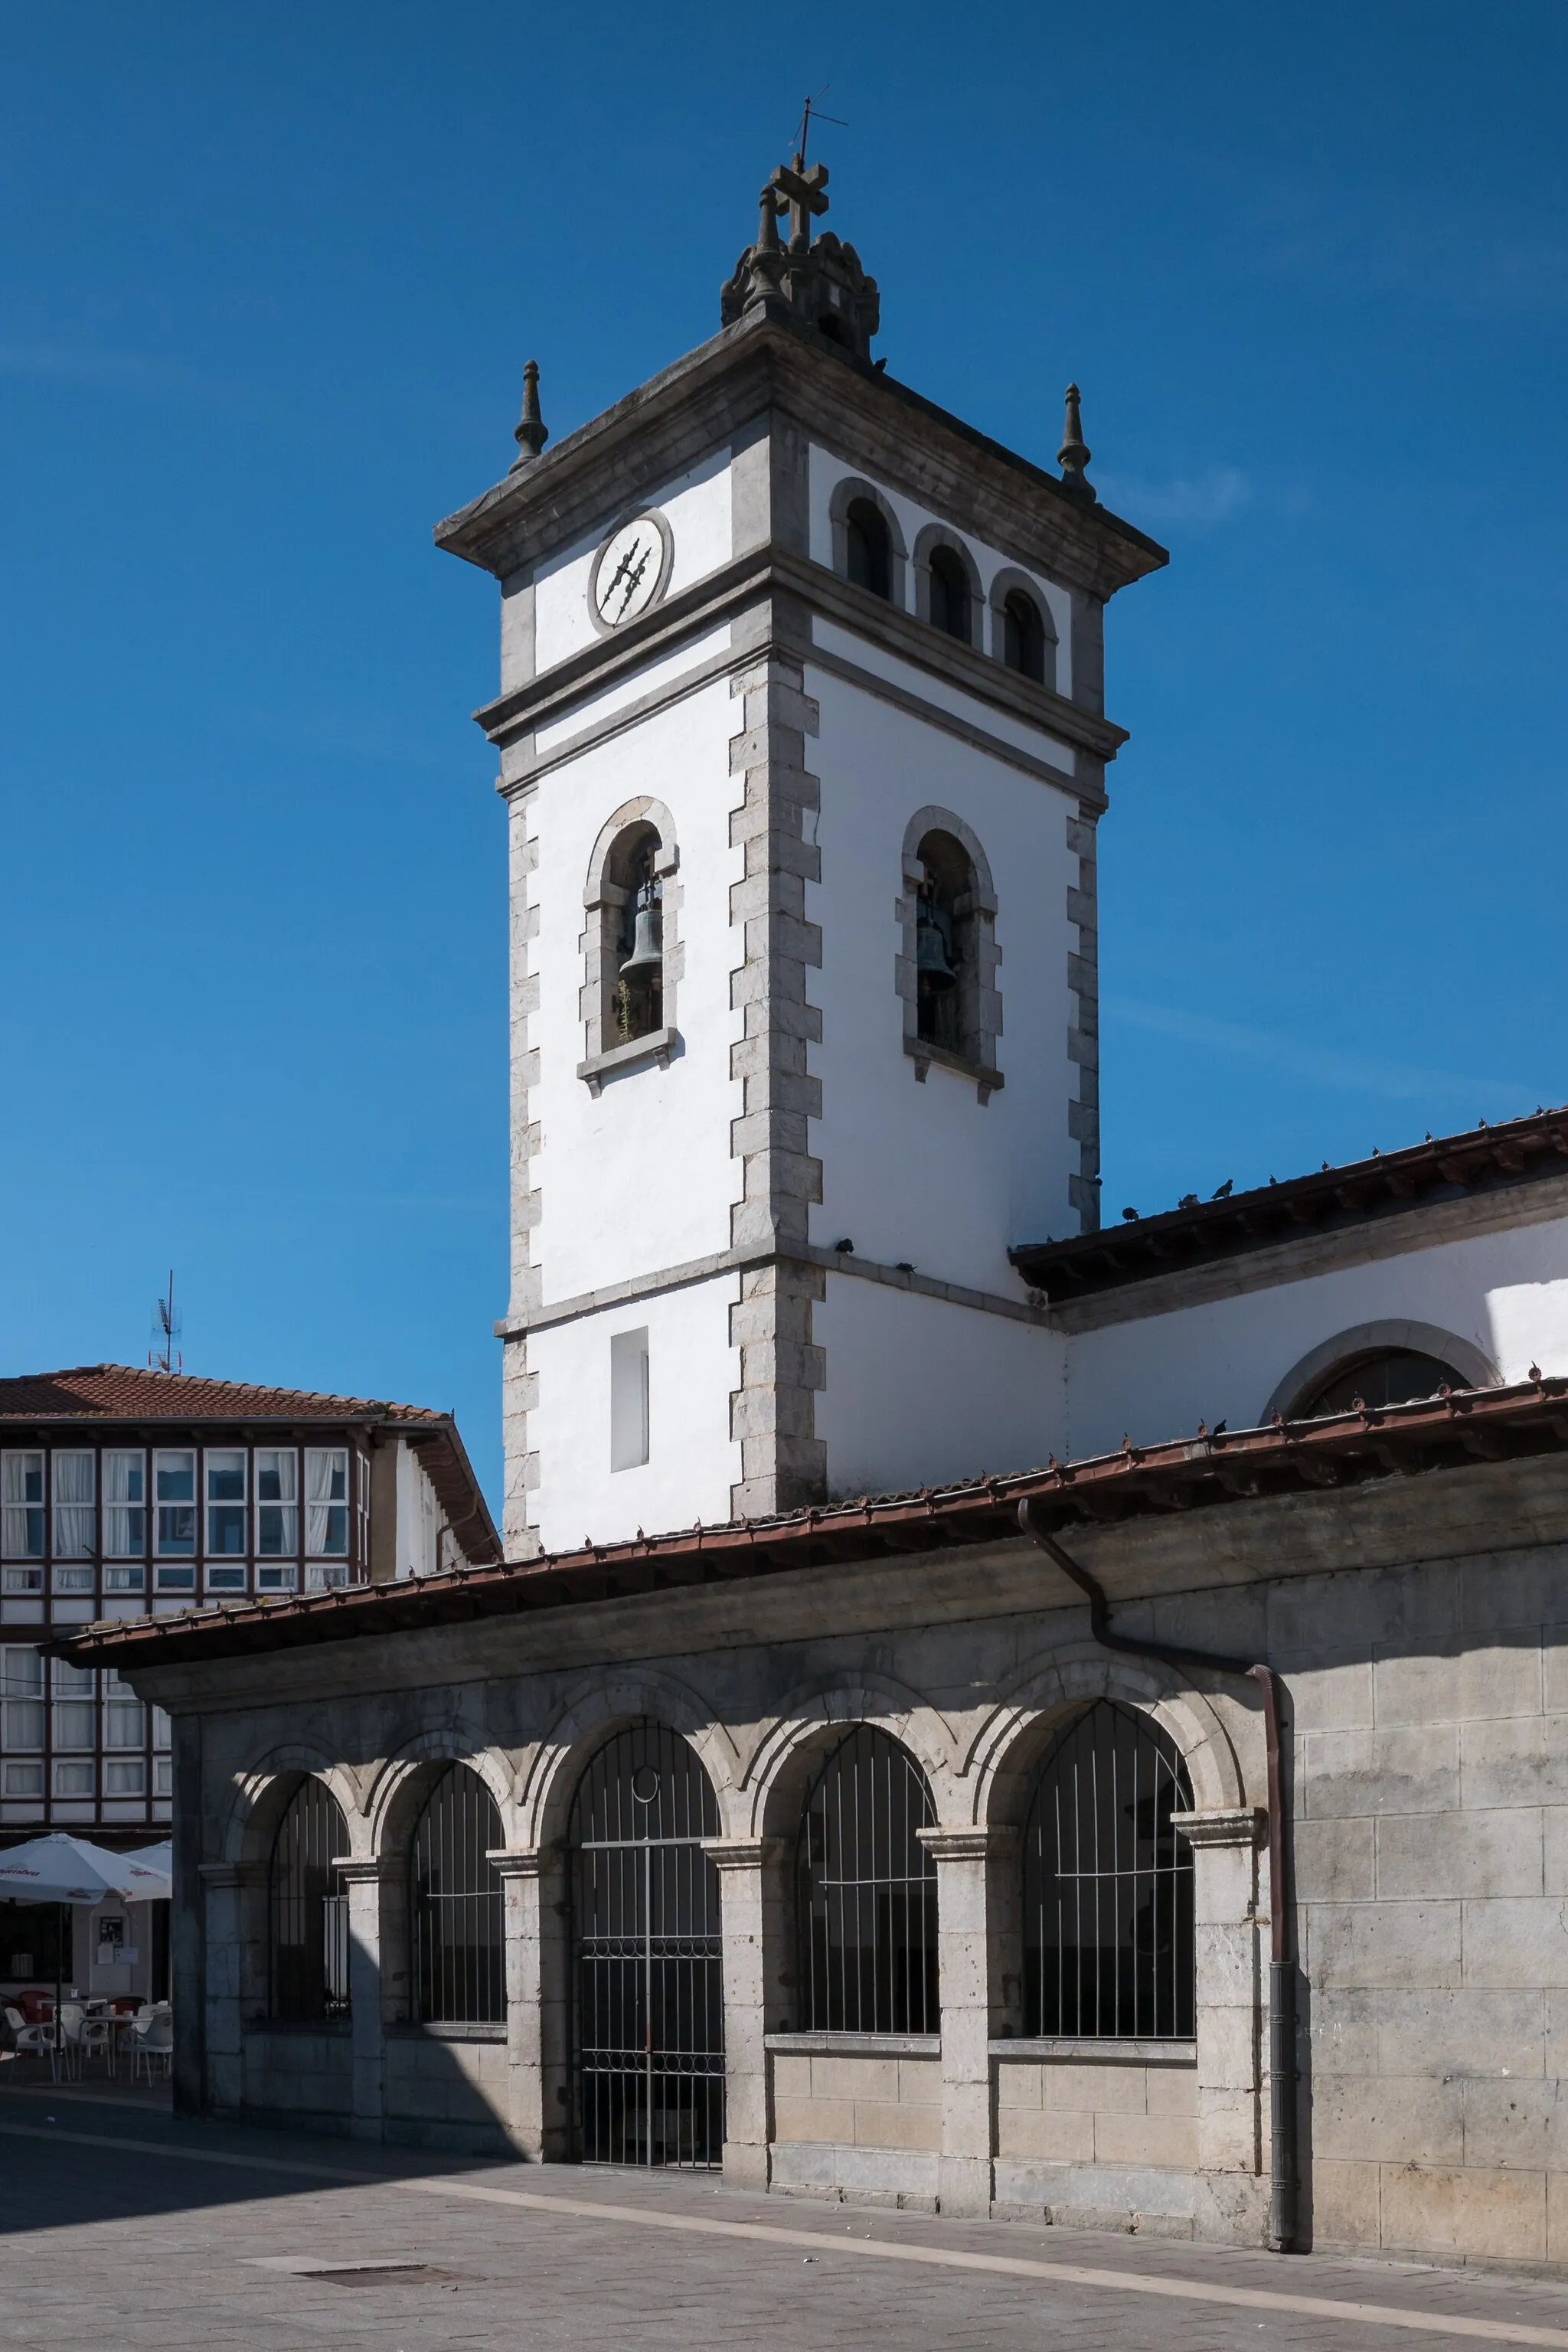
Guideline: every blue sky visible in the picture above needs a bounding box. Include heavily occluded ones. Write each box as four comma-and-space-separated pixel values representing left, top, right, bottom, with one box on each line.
3, 3, 1565, 1508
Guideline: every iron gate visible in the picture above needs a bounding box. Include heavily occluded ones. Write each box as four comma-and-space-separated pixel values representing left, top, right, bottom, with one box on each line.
567, 1720, 724, 2167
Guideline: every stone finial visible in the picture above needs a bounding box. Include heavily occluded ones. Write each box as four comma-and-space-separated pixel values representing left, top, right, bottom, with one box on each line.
1057, 382, 1096, 504
511, 359, 547, 469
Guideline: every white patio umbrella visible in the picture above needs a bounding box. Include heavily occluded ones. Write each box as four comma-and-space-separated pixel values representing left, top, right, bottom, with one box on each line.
0, 1834, 172, 2042
119, 1841, 172, 1899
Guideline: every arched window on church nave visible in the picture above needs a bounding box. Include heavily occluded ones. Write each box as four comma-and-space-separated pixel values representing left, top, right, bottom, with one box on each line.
1022, 1702, 1194, 2041
268, 1776, 351, 2022
844, 497, 893, 601
795, 1725, 939, 2034
409, 1763, 505, 2024
1297, 1348, 1470, 1418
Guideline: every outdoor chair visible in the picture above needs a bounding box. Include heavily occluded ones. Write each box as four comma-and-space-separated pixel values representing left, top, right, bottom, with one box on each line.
130, 2011, 172, 2083
4, 2004, 51, 2059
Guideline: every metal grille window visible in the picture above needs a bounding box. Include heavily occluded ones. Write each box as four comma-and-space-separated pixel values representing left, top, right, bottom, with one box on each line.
268, 1777, 351, 2021
1023, 1702, 1194, 2040
410, 1764, 505, 2024
796, 1726, 939, 2035
568, 1720, 724, 2169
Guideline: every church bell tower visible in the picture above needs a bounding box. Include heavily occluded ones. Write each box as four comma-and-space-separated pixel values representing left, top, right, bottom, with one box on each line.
437, 159, 1167, 1557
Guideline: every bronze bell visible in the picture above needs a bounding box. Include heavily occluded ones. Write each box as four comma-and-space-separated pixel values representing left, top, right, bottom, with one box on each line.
915, 896, 956, 990
619, 881, 664, 979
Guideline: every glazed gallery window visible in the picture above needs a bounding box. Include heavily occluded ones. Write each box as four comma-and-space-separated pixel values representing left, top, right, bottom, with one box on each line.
795, 1726, 939, 2035
2, 1454, 44, 1560
410, 1764, 505, 2025
103, 1668, 145, 1753
52, 1452, 95, 1559
155, 1452, 197, 1560
1, 1648, 44, 1752
206, 1451, 247, 1555
1022, 1701, 1195, 2040
51, 1658, 97, 1752
269, 1777, 351, 2021
103, 1452, 147, 1567
305, 1449, 349, 1557
256, 1450, 299, 1554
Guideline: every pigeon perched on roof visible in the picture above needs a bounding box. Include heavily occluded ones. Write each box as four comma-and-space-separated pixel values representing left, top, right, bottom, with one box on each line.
1212, 1180, 1233, 1199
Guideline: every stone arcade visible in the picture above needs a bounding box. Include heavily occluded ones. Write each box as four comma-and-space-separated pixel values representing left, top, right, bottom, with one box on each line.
60, 162, 1568, 2272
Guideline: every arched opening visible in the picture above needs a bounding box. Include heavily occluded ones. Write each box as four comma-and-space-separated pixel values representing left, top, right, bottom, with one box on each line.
1298, 1348, 1470, 1416
566, 1720, 724, 2167
844, 498, 893, 601
603, 823, 663, 1045
928, 544, 971, 642
795, 1725, 939, 2034
1001, 588, 1047, 684
913, 828, 979, 1057
410, 1763, 505, 2024
1023, 1701, 1194, 2040
267, 1777, 351, 2022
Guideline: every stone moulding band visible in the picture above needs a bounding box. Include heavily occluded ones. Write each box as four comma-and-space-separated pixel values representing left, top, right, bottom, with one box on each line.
492, 1241, 1056, 1339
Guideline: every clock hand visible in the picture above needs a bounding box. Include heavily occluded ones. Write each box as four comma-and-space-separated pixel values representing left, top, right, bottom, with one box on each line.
600, 548, 637, 612
616, 543, 651, 616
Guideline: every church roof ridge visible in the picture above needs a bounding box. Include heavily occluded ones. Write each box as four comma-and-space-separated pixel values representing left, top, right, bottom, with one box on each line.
1011, 1102, 1568, 1303
51, 1372, 1568, 1671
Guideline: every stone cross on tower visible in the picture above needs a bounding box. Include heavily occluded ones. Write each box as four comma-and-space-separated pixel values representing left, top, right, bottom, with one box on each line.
769, 155, 829, 253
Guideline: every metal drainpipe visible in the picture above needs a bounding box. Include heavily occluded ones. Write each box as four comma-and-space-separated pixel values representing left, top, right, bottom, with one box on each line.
1018, 1501, 1298, 2253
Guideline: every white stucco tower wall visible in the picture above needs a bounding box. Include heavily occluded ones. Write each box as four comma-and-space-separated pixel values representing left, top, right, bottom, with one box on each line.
436, 207, 1165, 1552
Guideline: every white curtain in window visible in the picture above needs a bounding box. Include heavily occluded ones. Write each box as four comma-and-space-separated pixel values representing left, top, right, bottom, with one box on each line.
103, 1666, 146, 1749
53, 1451, 95, 1557
104, 1451, 142, 1556
1, 1646, 44, 1751
267, 1450, 299, 1503
1, 1452, 41, 1559
305, 1449, 345, 1554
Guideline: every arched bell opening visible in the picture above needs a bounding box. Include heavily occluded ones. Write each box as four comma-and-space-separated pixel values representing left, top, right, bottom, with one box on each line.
565, 1718, 724, 2168
605, 823, 664, 1044
913, 828, 976, 1057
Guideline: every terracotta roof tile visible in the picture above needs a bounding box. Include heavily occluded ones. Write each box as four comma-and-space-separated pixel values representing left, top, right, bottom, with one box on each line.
0, 1365, 447, 1425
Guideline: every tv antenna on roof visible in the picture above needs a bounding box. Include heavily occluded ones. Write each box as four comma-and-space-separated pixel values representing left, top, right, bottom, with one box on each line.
792, 86, 848, 167
149, 1270, 182, 1375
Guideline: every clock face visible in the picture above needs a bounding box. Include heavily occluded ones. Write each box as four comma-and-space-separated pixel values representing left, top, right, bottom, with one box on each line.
590, 514, 670, 628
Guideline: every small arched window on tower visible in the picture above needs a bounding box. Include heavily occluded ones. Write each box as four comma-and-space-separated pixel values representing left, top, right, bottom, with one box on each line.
1002, 589, 1047, 683
928, 544, 971, 643
844, 498, 893, 601
601, 824, 663, 1045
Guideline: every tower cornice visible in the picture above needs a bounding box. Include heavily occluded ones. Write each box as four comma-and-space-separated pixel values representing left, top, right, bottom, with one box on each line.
434, 314, 1168, 604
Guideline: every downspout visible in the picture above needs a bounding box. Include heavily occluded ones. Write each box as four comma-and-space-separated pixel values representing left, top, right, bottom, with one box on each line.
1018, 1501, 1298, 2253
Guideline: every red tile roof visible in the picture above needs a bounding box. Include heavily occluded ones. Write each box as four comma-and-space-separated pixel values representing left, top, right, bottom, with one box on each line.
54, 1373, 1568, 1670
0, 1366, 501, 1567
0, 1365, 448, 1425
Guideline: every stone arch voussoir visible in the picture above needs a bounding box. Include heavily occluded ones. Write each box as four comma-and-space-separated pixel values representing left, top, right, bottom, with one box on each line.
519, 1668, 743, 1848
740, 1674, 959, 1837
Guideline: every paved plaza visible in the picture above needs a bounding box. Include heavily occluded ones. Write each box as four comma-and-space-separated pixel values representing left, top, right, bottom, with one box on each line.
7, 2083, 1568, 2350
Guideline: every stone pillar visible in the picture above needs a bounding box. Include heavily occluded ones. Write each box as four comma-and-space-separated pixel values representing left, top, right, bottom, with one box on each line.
703, 1835, 787, 2188
919, 1825, 1014, 2219
335, 1859, 386, 2142
196, 1860, 263, 2119
492, 1847, 568, 2161
1176, 1805, 1269, 2243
